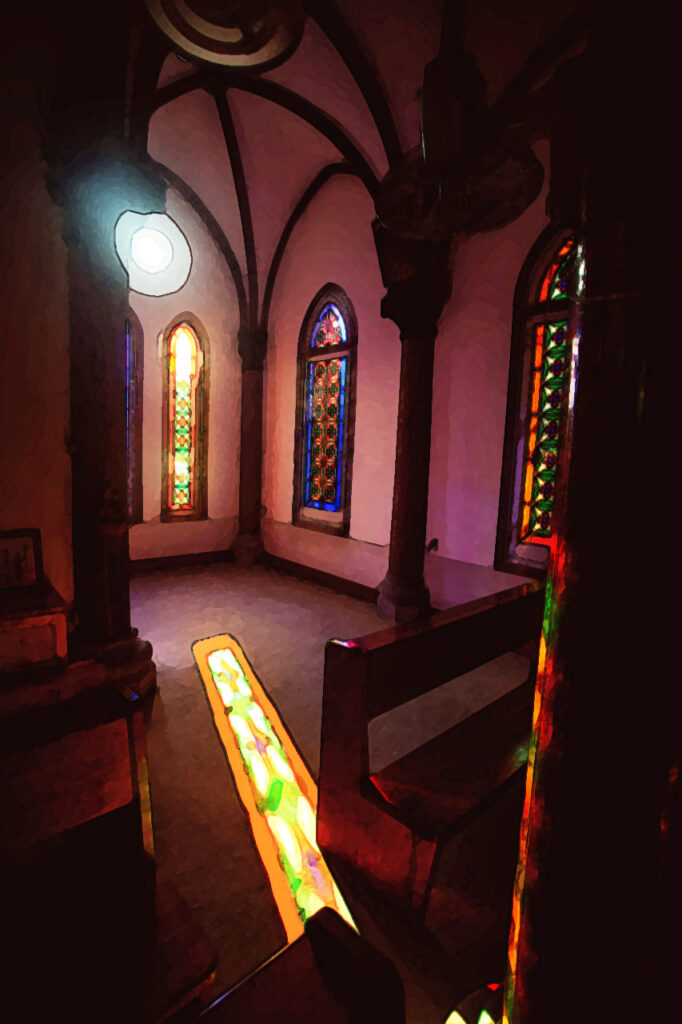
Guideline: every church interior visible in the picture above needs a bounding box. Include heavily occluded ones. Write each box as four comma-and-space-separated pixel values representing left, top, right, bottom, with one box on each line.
1, 2, 678, 1022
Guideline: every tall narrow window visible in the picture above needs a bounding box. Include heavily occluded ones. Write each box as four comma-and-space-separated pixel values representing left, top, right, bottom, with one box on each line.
520, 236, 575, 543
125, 314, 144, 524
293, 286, 357, 535
162, 317, 209, 521
496, 230, 577, 576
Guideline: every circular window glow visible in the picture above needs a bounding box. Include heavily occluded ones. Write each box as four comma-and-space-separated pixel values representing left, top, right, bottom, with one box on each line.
115, 211, 192, 296
130, 227, 174, 274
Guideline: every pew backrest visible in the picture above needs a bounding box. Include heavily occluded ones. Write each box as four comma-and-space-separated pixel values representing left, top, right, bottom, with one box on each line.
320, 581, 543, 789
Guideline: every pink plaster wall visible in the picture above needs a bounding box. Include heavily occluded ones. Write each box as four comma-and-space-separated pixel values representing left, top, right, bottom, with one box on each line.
339, 0, 441, 155
2, 72, 73, 603
228, 89, 340, 299
156, 52, 199, 91
263, 17, 389, 181
426, 140, 551, 566
128, 187, 241, 560
144, 7, 564, 581
263, 173, 399, 574
262, 145, 552, 580
148, 90, 248, 278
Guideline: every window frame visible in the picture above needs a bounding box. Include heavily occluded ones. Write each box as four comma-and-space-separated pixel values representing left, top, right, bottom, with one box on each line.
161, 314, 210, 523
292, 284, 357, 537
495, 226, 574, 578
126, 310, 144, 525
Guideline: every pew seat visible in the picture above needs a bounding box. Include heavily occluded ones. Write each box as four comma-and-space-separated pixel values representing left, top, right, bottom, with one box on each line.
316, 582, 542, 993
365, 679, 533, 843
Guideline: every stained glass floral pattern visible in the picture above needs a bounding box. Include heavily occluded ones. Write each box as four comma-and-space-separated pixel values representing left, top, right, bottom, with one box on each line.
126, 319, 135, 520
312, 303, 346, 348
295, 291, 355, 529
193, 634, 356, 941
521, 321, 570, 540
304, 356, 346, 511
168, 323, 199, 513
521, 237, 578, 543
538, 238, 574, 303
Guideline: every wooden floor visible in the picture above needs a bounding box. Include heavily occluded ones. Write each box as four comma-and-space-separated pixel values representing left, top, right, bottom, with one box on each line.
131, 562, 528, 1022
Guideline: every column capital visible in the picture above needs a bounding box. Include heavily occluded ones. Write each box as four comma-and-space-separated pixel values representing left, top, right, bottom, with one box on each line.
372, 219, 450, 339
238, 325, 268, 371
380, 278, 442, 343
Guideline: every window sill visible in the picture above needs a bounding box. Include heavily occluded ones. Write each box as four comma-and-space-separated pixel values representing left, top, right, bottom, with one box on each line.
293, 511, 348, 538
495, 541, 549, 580
160, 510, 209, 524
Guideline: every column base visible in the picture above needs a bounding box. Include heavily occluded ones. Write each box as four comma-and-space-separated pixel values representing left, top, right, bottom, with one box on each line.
70, 629, 157, 706
377, 574, 431, 623
232, 532, 265, 568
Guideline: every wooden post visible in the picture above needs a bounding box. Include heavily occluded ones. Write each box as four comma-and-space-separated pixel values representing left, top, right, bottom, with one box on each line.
233, 325, 267, 566
44, 2, 164, 697
373, 223, 450, 621
505, 6, 678, 1021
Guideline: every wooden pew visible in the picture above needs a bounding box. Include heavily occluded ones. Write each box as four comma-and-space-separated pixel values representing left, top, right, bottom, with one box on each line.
317, 582, 543, 974
200, 907, 405, 1023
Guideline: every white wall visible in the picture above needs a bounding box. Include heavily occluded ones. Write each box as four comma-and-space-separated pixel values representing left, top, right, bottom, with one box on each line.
1, 68, 73, 603
263, 145, 551, 581
129, 187, 241, 560
133, 154, 553, 580
262, 174, 399, 583
146, 37, 555, 583
426, 141, 551, 566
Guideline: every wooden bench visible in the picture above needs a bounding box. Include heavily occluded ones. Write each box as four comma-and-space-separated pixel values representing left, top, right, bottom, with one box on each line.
200, 907, 405, 1023
317, 582, 542, 951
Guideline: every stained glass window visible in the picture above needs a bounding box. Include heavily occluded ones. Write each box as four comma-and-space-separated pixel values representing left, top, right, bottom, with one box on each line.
312, 302, 347, 348
304, 354, 347, 511
125, 316, 143, 524
163, 319, 208, 520
520, 237, 576, 544
495, 230, 583, 575
537, 237, 574, 303
294, 289, 356, 533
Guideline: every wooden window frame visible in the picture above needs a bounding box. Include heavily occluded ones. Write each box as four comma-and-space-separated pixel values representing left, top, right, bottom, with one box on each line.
126, 311, 144, 525
161, 314, 210, 523
292, 284, 357, 537
495, 226, 574, 578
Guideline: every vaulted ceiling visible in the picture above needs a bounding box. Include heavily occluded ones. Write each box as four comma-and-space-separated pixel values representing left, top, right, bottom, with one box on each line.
136, 0, 580, 332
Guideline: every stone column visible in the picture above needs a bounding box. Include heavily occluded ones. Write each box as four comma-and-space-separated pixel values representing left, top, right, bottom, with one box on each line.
505, 6, 678, 1022
232, 325, 268, 567
373, 223, 450, 621
42, 6, 166, 701
59, 145, 164, 699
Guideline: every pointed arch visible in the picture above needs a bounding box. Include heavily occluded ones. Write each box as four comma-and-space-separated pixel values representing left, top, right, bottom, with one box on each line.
161, 315, 210, 521
495, 226, 576, 576
293, 285, 357, 536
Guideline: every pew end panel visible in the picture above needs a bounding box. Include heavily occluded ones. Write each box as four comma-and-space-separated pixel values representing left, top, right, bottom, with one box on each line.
318, 639, 437, 913
317, 583, 543, 929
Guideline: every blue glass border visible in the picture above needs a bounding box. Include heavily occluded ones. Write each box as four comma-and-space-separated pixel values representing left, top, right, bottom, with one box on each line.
311, 303, 347, 349
303, 355, 347, 513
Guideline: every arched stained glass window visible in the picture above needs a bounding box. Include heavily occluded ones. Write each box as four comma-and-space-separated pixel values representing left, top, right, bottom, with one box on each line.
293, 287, 357, 535
496, 229, 579, 576
520, 237, 575, 543
162, 317, 209, 521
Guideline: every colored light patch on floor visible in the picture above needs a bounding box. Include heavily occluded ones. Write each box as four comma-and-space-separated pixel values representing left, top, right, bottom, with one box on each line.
192, 633, 356, 943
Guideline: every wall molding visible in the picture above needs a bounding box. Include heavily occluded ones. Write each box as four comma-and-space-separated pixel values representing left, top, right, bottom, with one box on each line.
130, 548, 234, 575
260, 553, 378, 604
129, 545, 378, 604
